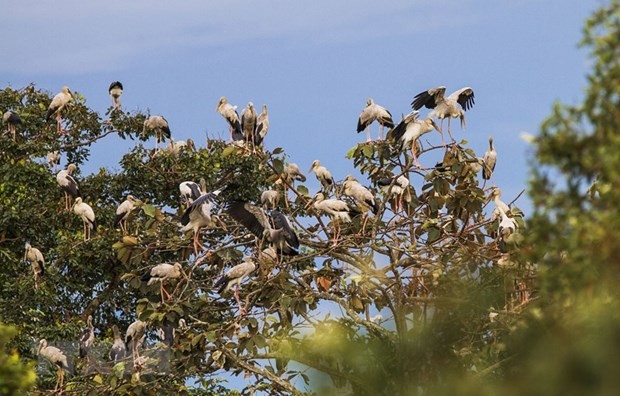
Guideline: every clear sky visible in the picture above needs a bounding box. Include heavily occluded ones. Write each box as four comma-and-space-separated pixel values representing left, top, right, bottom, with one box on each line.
1, 1, 596, 212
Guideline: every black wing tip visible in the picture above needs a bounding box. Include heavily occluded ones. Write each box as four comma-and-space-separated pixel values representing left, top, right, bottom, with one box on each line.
109, 81, 123, 91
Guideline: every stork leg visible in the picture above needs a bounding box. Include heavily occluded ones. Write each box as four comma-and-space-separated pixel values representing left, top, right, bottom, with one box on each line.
411, 141, 422, 168
447, 118, 455, 143
379, 125, 384, 141
365, 127, 371, 143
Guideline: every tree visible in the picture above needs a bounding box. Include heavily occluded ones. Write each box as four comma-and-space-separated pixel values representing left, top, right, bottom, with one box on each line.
0, 323, 36, 395
1, 82, 527, 394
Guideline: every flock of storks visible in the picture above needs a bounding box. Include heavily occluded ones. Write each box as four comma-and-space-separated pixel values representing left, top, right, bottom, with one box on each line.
4, 82, 516, 391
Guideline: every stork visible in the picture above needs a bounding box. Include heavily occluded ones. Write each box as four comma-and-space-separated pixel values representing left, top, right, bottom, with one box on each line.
377, 174, 410, 213
214, 259, 257, 315
141, 262, 185, 303
125, 319, 146, 361
180, 187, 224, 255
482, 136, 497, 182
38, 339, 72, 392
47, 151, 61, 172
79, 315, 95, 359
357, 98, 394, 142
226, 201, 300, 255
411, 86, 475, 145
261, 190, 279, 209
114, 195, 138, 235
490, 187, 511, 223
309, 160, 336, 193
24, 242, 44, 289
216, 96, 243, 142
278, 163, 306, 188
308, 191, 360, 245
241, 102, 258, 146
254, 104, 269, 146
3, 110, 21, 141
46, 86, 73, 134
73, 197, 97, 241
166, 138, 189, 155
109, 325, 127, 363
108, 81, 123, 110
57, 163, 80, 211
343, 175, 379, 215
389, 111, 438, 167
179, 180, 204, 208
143, 115, 171, 149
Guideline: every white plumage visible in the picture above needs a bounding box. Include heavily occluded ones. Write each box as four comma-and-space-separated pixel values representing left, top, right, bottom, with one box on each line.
24, 242, 44, 289
241, 102, 258, 145
482, 136, 497, 180
57, 163, 80, 210
377, 175, 410, 212
73, 197, 97, 241
357, 98, 395, 142
180, 188, 223, 254
261, 190, 279, 209
109, 325, 127, 363
143, 115, 171, 149
79, 315, 95, 359
108, 81, 123, 109
3, 110, 21, 141
343, 175, 379, 215
216, 96, 242, 142
255, 104, 269, 146
125, 319, 147, 360
114, 195, 137, 235
179, 180, 203, 207
38, 339, 71, 391
142, 262, 184, 302
214, 259, 257, 314
310, 160, 335, 192
390, 111, 438, 167
47, 151, 61, 172
310, 191, 360, 245
46, 86, 73, 134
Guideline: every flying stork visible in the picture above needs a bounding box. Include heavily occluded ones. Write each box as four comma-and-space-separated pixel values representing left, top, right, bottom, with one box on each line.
411, 86, 475, 145
3, 110, 21, 141
73, 197, 97, 241
357, 98, 394, 142
57, 163, 80, 211
46, 86, 73, 134
216, 96, 243, 142
214, 259, 257, 315
108, 81, 123, 110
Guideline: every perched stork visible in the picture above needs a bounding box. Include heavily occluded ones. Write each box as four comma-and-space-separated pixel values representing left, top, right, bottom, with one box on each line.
254, 104, 269, 146
125, 319, 146, 360
309, 160, 336, 193
109, 325, 127, 363
390, 111, 438, 167
411, 86, 475, 145
38, 339, 72, 392
226, 201, 300, 255
377, 174, 410, 213
143, 115, 171, 149
281, 163, 306, 184
179, 180, 203, 208
46, 86, 73, 134
57, 163, 80, 210
114, 195, 138, 235
482, 136, 497, 181
343, 175, 379, 214
261, 190, 279, 209
216, 96, 243, 142
308, 191, 360, 245
108, 81, 123, 109
241, 102, 258, 146
141, 262, 184, 303
73, 197, 97, 241
24, 242, 44, 289
490, 187, 511, 223
166, 138, 191, 155
357, 98, 394, 142
3, 110, 21, 141
180, 187, 224, 255
214, 259, 257, 314
47, 151, 61, 172
79, 315, 95, 359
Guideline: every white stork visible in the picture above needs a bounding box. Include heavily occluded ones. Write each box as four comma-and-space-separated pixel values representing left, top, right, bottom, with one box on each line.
109, 324, 127, 363
390, 111, 438, 167
255, 104, 269, 146
490, 187, 511, 223
226, 201, 300, 255
180, 187, 224, 255
3, 110, 21, 141
261, 190, 279, 209
411, 86, 475, 145
309, 160, 336, 193
377, 174, 410, 213
125, 319, 146, 361
78, 315, 95, 359
46, 86, 73, 134
108, 81, 123, 109
216, 96, 243, 142
114, 195, 138, 235
179, 180, 204, 208
482, 136, 497, 181
308, 191, 360, 245
166, 138, 192, 155
280, 163, 306, 185
214, 259, 257, 314
38, 339, 72, 392
57, 163, 80, 211
47, 151, 61, 172
143, 115, 171, 149
141, 262, 185, 303
241, 102, 258, 146
343, 175, 379, 215
357, 98, 395, 142
73, 197, 97, 241
24, 242, 44, 289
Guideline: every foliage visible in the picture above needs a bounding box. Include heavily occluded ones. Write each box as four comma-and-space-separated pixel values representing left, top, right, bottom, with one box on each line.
0, 323, 37, 395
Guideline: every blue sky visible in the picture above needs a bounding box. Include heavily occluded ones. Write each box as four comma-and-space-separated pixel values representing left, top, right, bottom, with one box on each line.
1, 1, 596, 214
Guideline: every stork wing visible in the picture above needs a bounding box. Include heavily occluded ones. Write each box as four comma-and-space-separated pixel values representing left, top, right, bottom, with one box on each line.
357, 106, 374, 132
411, 86, 446, 110
270, 210, 300, 249
226, 201, 270, 238
181, 192, 219, 225
449, 87, 475, 111
160, 116, 172, 139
